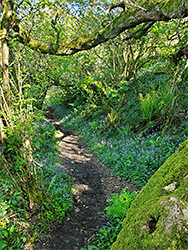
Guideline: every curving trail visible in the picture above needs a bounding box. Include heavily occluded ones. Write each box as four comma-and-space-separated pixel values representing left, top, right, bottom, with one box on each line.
34, 110, 135, 250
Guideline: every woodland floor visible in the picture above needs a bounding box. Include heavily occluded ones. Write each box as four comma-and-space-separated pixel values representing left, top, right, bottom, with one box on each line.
34, 110, 135, 250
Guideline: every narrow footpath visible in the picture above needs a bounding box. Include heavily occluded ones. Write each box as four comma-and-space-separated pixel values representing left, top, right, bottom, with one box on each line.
34, 110, 135, 250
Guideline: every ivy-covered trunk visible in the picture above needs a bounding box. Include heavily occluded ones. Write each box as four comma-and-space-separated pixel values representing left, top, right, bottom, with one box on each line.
111, 138, 188, 250
23, 138, 43, 209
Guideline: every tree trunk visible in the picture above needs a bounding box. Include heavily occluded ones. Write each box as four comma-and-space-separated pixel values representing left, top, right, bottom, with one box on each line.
0, 1, 43, 209
26, 174, 43, 210
0, 32, 10, 107
111, 138, 188, 250
0, 0, 13, 106
0, 0, 13, 140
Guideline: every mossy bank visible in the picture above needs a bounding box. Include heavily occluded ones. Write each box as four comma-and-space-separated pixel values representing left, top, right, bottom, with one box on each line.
111, 138, 188, 250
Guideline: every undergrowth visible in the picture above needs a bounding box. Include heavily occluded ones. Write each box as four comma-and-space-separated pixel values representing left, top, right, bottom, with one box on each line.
49, 103, 187, 249
0, 114, 73, 249
43, 72, 188, 249
52, 105, 188, 189
81, 188, 137, 250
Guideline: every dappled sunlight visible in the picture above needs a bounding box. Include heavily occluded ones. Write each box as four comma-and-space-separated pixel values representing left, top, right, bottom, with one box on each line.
59, 135, 93, 163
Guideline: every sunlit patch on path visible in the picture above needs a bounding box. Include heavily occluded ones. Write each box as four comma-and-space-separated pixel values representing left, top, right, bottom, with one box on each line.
59, 134, 92, 163
34, 110, 135, 250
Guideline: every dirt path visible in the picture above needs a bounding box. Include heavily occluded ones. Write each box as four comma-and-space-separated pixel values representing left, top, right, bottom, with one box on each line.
34, 111, 135, 250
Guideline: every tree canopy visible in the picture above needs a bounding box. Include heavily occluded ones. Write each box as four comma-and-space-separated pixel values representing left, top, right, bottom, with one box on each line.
0, 1, 188, 249
7, 0, 188, 55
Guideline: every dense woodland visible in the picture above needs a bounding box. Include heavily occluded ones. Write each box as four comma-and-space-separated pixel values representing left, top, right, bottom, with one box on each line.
0, 0, 188, 249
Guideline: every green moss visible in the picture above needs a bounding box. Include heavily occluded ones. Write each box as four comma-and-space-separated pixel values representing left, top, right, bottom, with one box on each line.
28, 39, 51, 54
160, 0, 183, 16
1, 0, 13, 29
26, 173, 43, 210
111, 138, 188, 250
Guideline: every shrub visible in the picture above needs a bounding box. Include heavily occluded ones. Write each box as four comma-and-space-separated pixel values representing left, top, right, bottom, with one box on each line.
105, 187, 137, 218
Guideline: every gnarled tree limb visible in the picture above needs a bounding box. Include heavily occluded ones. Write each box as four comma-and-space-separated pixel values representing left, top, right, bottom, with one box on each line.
12, 0, 188, 56
108, 1, 127, 13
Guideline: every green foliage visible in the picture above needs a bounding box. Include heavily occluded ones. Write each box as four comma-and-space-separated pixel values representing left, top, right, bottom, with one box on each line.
58, 105, 187, 188
139, 91, 160, 121
83, 188, 137, 250
106, 109, 119, 127
3, 4, 188, 249
0, 109, 42, 208
0, 193, 30, 249
105, 188, 137, 218
0, 114, 73, 249
87, 218, 122, 250
111, 139, 188, 250
139, 84, 175, 123
33, 118, 73, 223
106, 81, 129, 110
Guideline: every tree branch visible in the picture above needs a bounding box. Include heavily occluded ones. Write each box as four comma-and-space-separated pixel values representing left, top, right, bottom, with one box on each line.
107, 1, 146, 14
173, 43, 188, 64
51, 13, 60, 50
12, 1, 188, 56
108, 1, 127, 13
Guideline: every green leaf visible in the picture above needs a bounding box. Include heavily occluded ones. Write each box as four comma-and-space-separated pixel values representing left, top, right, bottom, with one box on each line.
9, 225, 15, 234
22, 237, 27, 243
0, 240, 8, 250
35, 140, 41, 148
2, 230, 8, 238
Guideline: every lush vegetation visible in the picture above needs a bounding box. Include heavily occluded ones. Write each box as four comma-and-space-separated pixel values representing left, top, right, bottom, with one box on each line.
45, 69, 187, 248
111, 138, 188, 250
47, 72, 188, 190
81, 188, 137, 250
0, 113, 73, 249
0, 0, 188, 249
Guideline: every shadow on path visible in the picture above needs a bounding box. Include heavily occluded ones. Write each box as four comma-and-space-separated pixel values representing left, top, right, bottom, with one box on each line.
34, 110, 135, 250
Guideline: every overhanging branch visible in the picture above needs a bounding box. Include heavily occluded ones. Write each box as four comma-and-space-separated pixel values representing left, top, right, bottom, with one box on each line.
108, 1, 127, 13
12, 1, 188, 56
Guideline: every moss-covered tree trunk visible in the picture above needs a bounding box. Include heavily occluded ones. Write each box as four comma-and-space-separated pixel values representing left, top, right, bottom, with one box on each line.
111, 138, 188, 250
26, 173, 43, 210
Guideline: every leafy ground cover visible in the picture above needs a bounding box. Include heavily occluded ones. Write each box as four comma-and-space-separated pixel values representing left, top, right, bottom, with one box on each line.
0, 115, 73, 250
53, 105, 188, 189
81, 187, 137, 250
47, 102, 187, 249
33, 110, 137, 250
